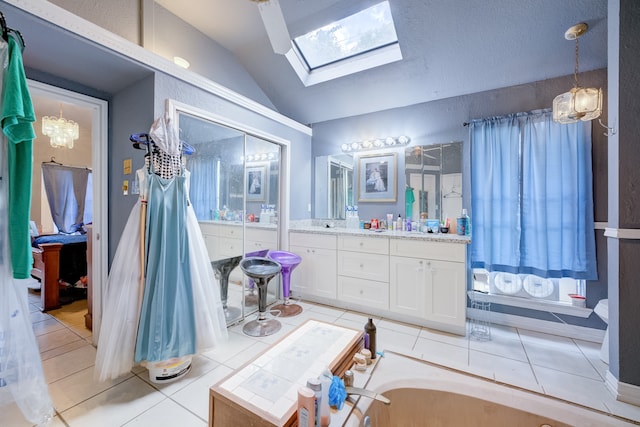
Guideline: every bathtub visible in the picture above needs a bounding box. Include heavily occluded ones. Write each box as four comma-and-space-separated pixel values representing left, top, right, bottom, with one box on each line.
342, 350, 635, 427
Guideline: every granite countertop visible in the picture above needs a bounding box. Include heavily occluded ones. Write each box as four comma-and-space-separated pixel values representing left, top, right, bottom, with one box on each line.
289, 224, 471, 244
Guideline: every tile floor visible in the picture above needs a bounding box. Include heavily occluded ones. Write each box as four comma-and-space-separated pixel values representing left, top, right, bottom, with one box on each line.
5, 293, 640, 426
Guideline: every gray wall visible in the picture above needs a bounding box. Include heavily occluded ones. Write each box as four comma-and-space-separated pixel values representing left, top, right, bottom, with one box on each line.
311, 69, 608, 330
608, 0, 640, 387
108, 75, 156, 262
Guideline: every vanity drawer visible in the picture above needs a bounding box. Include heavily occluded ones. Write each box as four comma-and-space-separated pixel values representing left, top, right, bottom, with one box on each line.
199, 222, 220, 235
338, 276, 389, 310
217, 224, 243, 238
215, 237, 243, 258
338, 252, 389, 281
289, 232, 336, 250
390, 238, 465, 262
339, 235, 389, 255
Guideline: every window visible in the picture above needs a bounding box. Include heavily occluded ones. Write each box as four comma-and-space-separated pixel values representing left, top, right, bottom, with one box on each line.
286, 1, 402, 86
468, 110, 596, 316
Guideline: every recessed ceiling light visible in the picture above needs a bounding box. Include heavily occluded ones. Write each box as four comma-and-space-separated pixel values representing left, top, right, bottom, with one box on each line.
173, 56, 190, 69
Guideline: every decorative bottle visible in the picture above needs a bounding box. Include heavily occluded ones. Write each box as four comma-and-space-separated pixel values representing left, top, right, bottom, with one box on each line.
364, 318, 377, 360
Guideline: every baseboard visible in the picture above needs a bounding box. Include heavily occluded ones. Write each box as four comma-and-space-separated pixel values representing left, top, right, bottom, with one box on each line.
467, 307, 606, 343
605, 371, 640, 407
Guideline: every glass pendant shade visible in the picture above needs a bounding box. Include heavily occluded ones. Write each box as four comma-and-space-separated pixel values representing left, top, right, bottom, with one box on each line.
552, 86, 603, 124
42, 114, 79, 149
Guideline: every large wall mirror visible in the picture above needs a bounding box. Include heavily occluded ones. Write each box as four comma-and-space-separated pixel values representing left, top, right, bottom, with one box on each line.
168, 100, 283, 326
405, 142, 462, 221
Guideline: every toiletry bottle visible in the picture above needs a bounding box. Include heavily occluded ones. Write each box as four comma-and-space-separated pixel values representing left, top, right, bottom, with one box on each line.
306, 378, 322, 426
319, 375, 331, 426
298, 386, 316, 427
463, 208, 471, 235
364, 318, 377, 359
406, 217, 412, 232
396, 214, 402, 231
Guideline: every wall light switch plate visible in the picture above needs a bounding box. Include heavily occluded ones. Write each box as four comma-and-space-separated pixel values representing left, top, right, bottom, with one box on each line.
123, 158, 132, 175
123, 180, 129, 195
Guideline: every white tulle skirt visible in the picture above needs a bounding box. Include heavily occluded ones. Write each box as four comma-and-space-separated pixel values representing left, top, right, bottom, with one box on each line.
94, 199, 228, 381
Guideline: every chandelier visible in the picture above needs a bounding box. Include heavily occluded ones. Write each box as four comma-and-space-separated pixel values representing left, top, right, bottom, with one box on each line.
42, 104, 79, 149
552, 23, 603, 124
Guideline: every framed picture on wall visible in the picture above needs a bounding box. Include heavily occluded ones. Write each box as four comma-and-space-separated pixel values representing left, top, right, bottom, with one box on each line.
357, 152, 397, 202
246, 164, 266, 202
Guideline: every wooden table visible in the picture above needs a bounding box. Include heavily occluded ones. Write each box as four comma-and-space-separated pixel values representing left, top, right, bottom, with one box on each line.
210, 320, 363, 427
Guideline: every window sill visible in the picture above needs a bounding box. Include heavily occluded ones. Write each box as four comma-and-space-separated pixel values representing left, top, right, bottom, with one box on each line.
467, 291, 593, 318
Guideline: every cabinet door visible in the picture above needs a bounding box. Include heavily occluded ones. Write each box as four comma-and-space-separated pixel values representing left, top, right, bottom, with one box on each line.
389, 256, 428, 317
424, 260, 466, 328
290, 245, 337, 300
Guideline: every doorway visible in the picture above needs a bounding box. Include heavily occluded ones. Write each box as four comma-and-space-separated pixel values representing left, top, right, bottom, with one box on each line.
28, 80, 108, 345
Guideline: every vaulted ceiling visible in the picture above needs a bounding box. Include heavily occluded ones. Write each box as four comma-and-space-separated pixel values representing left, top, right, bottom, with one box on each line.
155, 0, 608, 125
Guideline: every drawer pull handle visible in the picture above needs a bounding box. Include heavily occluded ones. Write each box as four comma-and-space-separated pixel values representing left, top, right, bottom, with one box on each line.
359, 242, 364, 246
360, 263, 364, 268
360, 290, 364, 295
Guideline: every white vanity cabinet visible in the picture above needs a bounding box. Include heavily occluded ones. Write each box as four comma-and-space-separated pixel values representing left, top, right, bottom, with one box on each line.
337, 235, 389, 310
390, 238, 466, 334
289, 232, 337, 300
245, 226, 277, 255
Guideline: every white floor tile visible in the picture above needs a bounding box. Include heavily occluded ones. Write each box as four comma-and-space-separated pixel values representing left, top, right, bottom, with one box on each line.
469, 331, 528, 362
469, 349, 542, 393
223, 341, 271, 370
49, 365, 132, 412
60, 376, 165, 427
532, 365, 611, 412
122, 398, 206, 426
40, 338, 91, 361
523, 340, 602, 380
202, 330, 260, 364
36, 328, 83, 353
376, 326, 418, 354
42, 343, 97, 384
33, 317, 65, 336
418, 327, 469, 349
171, 364, 234, 421
139, 355, 220, 397
413, 336, 469, 370
377, 318, 422, 337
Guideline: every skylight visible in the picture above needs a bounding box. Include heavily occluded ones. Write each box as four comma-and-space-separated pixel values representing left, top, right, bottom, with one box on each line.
293, 2, 399, 70
283, 1, 402, 86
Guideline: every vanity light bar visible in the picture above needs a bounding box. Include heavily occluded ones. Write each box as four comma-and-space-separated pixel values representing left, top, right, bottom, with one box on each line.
244, 152, 278, 162
341, 135, 410, 153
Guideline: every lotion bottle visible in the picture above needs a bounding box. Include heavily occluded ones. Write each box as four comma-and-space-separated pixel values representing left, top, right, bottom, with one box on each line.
297, 387, 315, 427
306, 378, 322, 426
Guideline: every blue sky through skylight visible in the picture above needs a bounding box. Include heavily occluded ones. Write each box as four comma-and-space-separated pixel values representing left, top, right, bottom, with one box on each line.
293, 1, 398, 70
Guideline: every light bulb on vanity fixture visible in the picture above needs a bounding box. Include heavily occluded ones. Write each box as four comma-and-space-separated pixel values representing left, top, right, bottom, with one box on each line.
552, 23, 603, 124
341, 135, 410, 153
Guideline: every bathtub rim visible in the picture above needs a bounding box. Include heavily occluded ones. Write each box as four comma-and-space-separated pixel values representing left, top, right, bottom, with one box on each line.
342, 349, 636, 427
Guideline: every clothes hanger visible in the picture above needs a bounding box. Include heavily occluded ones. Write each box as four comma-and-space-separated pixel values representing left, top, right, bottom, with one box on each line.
44, 157, 63, 165
130, 132, 195, 155
0, 12, 25, 52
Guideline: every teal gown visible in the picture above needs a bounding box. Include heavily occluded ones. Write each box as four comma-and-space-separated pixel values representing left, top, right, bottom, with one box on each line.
134, 172, 196, 363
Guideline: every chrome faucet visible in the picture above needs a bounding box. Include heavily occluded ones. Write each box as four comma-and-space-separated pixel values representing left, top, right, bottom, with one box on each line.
343, 370, 391, 405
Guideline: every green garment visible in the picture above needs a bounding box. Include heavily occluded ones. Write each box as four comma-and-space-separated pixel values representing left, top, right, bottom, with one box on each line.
3, 37, 35, 279
405, 186, 415, 219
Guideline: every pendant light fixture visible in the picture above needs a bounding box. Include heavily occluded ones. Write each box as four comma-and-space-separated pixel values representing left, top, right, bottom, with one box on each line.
552, 23, 602, 124
42, 103, 79, 149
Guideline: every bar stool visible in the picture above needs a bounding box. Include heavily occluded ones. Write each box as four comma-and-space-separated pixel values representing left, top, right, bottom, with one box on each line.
240, 257, 282, 337
210, 255, 243, 322
244, 249, 270, 307
268, 250, 303, 317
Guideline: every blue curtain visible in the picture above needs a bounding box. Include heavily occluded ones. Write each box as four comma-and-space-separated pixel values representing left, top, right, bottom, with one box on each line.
470, 109, 597, 280
186, 154, 219, 220
41, 163, 91, 234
